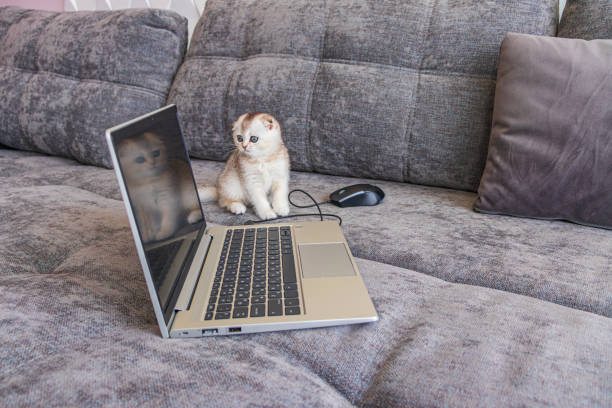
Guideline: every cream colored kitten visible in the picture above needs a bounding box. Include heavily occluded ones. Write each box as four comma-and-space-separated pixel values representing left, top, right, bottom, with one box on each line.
118, 132, 202, 243
199, 113, 290, 220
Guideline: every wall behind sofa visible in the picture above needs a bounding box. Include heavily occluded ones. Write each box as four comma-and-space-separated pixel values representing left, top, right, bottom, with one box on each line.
65, 0, 205, 38
0, 0, 63, 10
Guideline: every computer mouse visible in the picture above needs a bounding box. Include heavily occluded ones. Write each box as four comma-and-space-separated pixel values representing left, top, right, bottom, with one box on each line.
329, 184, 385, 207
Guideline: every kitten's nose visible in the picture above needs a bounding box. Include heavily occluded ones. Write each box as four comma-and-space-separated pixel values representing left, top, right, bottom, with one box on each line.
242, 143, 249, 149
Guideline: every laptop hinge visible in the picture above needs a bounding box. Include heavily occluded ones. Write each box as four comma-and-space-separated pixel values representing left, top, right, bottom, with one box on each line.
174, 233, 213, 311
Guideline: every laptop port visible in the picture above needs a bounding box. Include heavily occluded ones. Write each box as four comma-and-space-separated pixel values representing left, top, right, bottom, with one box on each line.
228, 327, 242, 333
202, 328, 218, 335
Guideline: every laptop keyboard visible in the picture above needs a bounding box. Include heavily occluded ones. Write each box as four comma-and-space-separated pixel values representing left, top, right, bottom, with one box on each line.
205, 226, 302, 320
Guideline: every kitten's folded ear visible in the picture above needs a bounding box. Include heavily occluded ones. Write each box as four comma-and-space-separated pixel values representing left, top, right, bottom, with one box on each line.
260, 114, 276, 131
232, 115, 243, 132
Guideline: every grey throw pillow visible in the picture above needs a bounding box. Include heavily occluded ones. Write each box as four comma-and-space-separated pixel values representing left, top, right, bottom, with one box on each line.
168, 0, 558, 192
558, 0, 612, 40
0, 7, 187, 168
474, 33, 612, 229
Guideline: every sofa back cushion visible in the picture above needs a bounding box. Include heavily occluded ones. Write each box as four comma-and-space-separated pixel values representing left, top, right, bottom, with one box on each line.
168, 0, 558, 191
558, 0, 612, 40
0, 6, 187, 168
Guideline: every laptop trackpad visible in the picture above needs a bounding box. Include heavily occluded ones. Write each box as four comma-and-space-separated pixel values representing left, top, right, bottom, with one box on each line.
298, 243, 356, 278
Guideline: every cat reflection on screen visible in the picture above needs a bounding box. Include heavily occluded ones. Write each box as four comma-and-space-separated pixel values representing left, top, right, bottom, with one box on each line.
118, 132, 202, 244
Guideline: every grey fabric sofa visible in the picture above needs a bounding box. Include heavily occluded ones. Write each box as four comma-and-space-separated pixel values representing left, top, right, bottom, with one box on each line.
1, 1, 611, 407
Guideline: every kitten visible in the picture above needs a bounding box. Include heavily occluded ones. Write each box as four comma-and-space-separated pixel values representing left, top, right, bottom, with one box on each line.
199, 112, 290, 220
118, 132, 202, 243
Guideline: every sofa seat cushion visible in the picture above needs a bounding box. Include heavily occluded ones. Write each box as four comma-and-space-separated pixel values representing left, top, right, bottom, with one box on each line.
2, 149, 611, 320
1, 177, 610, 406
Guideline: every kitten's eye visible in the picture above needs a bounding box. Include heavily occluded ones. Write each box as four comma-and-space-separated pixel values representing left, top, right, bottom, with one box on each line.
237, 135, 243, 142
250, 136, 259, 143
152, 149, 160, 158
135, 156, 146, 164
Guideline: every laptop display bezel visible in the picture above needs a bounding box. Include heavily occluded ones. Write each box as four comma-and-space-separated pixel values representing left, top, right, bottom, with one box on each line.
105, 104, 207, 337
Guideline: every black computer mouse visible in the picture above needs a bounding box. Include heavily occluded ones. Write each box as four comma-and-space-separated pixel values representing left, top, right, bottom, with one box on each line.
329, 184, 385, 207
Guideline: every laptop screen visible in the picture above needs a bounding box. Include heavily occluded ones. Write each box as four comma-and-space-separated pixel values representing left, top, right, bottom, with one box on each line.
108, 106, 205, 320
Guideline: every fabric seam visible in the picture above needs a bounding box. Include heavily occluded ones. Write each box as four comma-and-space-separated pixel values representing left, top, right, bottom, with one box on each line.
304, 1, 330, 173
0, 65, 167, 99
182, 53, 498, 81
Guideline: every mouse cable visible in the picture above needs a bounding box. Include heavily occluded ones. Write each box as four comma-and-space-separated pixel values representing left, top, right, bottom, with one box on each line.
244, 189, 342, 226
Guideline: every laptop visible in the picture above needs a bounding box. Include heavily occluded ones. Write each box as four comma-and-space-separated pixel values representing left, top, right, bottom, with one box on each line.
106, 105, 378, 338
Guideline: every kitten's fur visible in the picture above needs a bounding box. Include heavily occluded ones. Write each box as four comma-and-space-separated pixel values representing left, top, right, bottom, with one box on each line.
199, 113, 290, 220
118, 132, 202, 243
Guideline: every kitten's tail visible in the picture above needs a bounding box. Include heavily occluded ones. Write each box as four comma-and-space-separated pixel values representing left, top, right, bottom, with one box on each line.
198, 185, 218, 202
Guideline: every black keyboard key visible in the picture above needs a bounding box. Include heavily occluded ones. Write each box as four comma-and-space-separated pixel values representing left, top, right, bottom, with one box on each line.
284, 290, 299, 299
283, 283, 297, 291
250, 303, 265, 317
282, 254, 297, 283
268, 291, 282, 299
215, 312, 230, 319
285, 298, 299, 307
217, 304, 232, 312
219, 288, 234, 297
253, 287, 266, 296
268, 283, 281, 292
207, 304, 215, 312
205, 311, 213, 320
237, 284, 250, 292
236, 291, 250, 299
234, 298, 249, 307
218, 296, 233, 304
285, 306, 301, 315
252, 295, 266, 304
232, 307, 249, 318
268, 299, 283, 316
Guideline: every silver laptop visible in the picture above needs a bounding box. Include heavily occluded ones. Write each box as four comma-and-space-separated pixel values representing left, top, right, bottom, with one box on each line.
106, 105, 378, 338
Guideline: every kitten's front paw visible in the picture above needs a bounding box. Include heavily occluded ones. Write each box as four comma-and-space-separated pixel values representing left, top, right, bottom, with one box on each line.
256, 207, 277, 220
229, 202, 247, 215
272, 199, 290, 217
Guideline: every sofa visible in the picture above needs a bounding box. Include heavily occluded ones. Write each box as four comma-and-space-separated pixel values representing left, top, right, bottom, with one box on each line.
1, 1, 610, 406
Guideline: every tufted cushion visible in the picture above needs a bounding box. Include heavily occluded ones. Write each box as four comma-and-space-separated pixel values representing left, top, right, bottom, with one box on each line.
558, 0, 612, 40
168, 0, 558, 191
0, 6, 187, 168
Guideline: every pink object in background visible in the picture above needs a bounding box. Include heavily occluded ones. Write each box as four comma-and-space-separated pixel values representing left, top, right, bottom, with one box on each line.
0, 0, 64, 11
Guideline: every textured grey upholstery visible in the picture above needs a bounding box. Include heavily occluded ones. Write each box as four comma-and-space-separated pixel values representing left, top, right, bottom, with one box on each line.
0, 7, 187, 168
168, 0, 558, 192
4, 150, 611, 320
559, 0, 612, 39
1, 151, 610, 406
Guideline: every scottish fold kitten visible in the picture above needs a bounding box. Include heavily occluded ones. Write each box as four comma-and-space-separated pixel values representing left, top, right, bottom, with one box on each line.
118, 132, 202, 243
199, 113, 290, 220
